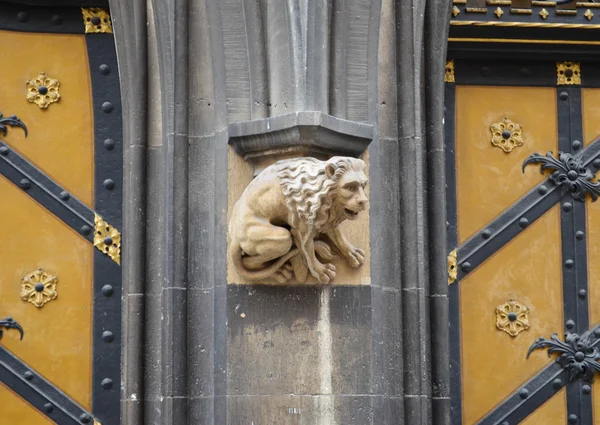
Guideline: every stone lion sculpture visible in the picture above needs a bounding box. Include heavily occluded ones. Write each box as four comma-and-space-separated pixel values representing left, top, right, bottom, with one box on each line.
228, 156, 368, 284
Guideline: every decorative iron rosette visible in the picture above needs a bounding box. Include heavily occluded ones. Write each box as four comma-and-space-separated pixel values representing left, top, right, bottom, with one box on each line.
490, 117, 523, 153
0, 113, 27, 137
527, 326, 600, 383
26, 72, 60, 109
20, 269, 58, 308
522, 151, 600, 202
496, 299, 530, 337
0, 317, 24, 340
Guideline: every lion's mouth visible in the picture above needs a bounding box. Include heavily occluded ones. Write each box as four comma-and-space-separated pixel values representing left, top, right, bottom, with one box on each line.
344, 208, 360, 219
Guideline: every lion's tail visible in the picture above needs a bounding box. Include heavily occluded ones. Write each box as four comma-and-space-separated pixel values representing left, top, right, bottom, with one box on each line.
230, 244, 300, 282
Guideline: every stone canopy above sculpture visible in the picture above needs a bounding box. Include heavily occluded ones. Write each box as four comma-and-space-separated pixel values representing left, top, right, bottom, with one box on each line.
228, 156, 368, 284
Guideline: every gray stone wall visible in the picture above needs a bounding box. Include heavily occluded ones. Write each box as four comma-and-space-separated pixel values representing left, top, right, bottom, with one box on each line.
110, 0, 452, 424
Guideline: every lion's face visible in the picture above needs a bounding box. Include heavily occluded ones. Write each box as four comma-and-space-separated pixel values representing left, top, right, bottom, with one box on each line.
334, 169, 368, 221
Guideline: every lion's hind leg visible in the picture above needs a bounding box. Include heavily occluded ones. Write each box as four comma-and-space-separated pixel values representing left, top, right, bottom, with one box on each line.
240, 221, 294, 277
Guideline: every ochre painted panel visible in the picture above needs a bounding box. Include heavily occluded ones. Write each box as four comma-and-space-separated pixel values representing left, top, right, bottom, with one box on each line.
0, 176, 92, 409
460, 205, 563, 424
582, 88, 600, 146
587, 198, 600, 328
0, 384, 53, 425
0, 29, 93, 207
520, 387, 566, 425
455, 86, 558, 243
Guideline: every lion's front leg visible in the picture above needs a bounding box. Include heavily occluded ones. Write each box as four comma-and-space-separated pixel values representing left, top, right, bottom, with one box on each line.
327, 228, 365, 269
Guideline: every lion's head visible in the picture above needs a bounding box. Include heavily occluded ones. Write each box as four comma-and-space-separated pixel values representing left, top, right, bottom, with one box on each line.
275, 156, 368, 233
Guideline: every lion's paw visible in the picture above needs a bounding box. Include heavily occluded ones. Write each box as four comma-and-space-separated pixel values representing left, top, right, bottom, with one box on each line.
315, 263, 336, 283
273, 264, 293, 284
344, 247, 365, 268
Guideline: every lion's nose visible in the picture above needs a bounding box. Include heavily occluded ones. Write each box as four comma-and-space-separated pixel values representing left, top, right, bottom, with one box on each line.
357, 197, 368, 208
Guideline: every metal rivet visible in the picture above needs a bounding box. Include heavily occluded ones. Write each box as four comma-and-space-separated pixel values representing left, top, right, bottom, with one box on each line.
572, 140, 582, 150
560, 91, 569, 100
103, 139, 115, 150
51, 15, 62, 25
520, 67, 531, 76
552, 378, 563, 389
38, 86, 48, 95
576, 231, 585, 240
60, 191, 70, 201
519, 218, 529, 228
101, 378, 113, 389
482, 229, 491, 239
92, 16, 101, 25
103, 179, 115, 190
20, 179, 30, 189
80, 413, 91, 424
44, 403, 54, 413
104, 236, 113, 245
582, 384, 591, 394
0, 146, 8, 156
594, 159, 600, 169
34, 283, 44, 292
99, 64, 110, 75
101, 102, 113, 113
481, 66, 491, 76
101, 284, 113, 297
519, 388, 529, 399
538, 185, 548, 195
568, 414, 578, 424
508, 312, 517, 322
102, 330, 114, 343
80, 225, 91, 235
563, 202, 573, 212
565, 259, 574, 269
23, 371, 33, 380
461, 262, 471, 272
17, 11, 29, 22
579, 289, 587, 299
566, 319, 575, 329
565, 69, 574, 78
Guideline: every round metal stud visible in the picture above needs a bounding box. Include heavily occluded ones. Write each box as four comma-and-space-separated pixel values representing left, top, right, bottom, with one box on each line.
576, 231, 585, 240
594, 159, 600, 169
91, 16, 101, 25
575, 351, 585, 362
99, 64, 110, 75
502, 130, 511, 139
565, 259, 574, 269
44, 403, 54, 413
582, 384, 591, 395
481, 66, 491, 76
519, 388, 529, 399
60, 191, 70, 201
23, 371, 33, 380
579, 289, 587, 299
520, 67, 531, 76
102, 330, 114, 343
538, 185, 548, 195
565, 69, 574, 78
0, 146, 8, 156
20, 179, 30, 189
103, 139, 115, 150
552, 378, 563, 390
101, 101, 113, 113
80, 413, 91, 424
38, 86, 48, 95
568, 414, 578, 424
461, 262, 471, 273
563, 202, 573, 212
17, 11, 29, 22
101, 284, 113, 297
560, 91, 569, 101
508, 312, 517, 322
101, 378, 113, 389
103, 179, 115, 190
482, 229, 491, 239
34, 283, 44, 292
80, 225, 91, 236
567, 170, 578, 181
519, 217, 529, 228
566, 319, 575, 330
572, 140, 582, 151
51, 15, 62, 25
104, 236, 113, 246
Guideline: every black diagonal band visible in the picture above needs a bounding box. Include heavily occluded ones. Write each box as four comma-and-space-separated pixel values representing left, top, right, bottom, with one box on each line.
0, 140, 95, 242
0, 346, 97, 425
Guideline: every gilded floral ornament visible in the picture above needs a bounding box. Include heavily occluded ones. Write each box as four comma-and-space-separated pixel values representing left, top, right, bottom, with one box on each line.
527, 326, 600, 383
448, 249, 457, 285
490, 117, 523, 153
496, 299, 530, 337
445, 60, 455, 83
452, 6, 460, 17
82, 8, 112, 34
494, 7, 504, 18
557, 62, 581, 86
94, 214, 121, 264
522, 151, 600, 202
539, 8, 549, 20
0, 317, 23, 340
20, 269, 58, 308
585, 9, 594, 21
26, 72, 60, 109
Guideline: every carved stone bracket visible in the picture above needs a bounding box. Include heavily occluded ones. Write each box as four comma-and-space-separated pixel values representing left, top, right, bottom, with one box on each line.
228, 111, 374, 175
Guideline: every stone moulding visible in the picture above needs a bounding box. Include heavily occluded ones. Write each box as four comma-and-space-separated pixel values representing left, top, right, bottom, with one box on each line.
228, 111, 374, 174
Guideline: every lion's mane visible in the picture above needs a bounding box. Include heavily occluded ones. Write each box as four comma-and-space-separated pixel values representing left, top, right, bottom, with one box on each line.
275, 156, 365, 233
